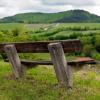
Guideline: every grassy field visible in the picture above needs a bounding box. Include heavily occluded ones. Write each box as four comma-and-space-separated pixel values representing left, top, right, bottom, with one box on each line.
0, 23, 100, 41
0, 61, 100, 100
0, 23, 100, 30
0, 23, 24, 30
0, 23, 100, 100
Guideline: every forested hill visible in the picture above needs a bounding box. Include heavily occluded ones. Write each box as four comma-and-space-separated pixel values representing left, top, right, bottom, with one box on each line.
0, 10, 100, 23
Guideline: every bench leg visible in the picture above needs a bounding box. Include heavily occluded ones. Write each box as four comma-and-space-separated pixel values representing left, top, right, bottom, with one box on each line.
4, 45, 25, 79
48, 43, 73, 88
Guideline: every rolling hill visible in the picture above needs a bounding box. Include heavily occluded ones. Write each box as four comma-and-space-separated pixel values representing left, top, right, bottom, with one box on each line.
0, 10, 100, 23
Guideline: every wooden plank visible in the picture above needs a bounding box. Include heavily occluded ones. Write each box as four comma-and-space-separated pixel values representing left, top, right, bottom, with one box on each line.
21, 59, 96, 67
4, 45, 25, 78
0, 39, 81, 53
48, 43, 73, 88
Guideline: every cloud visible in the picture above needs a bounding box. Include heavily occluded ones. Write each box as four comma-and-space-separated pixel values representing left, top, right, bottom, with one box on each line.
42, 0, 96, 6
0, 0, 100, 18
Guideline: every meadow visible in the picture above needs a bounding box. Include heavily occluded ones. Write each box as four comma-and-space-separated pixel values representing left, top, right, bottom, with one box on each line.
0, 61, 100, 100
0, 23, 100, 100
0, 23, 100, 60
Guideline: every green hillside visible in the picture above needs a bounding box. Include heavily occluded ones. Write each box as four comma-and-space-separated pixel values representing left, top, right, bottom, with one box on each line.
0, 10, 100, 23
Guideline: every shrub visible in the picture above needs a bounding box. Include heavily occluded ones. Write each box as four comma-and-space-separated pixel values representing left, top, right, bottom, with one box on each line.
81, 36, 92, 45
95, 35, 100, 52
92, 52, 100, 60
0, 31, 4, 37
34, 28, 44, 33
69, 32, 82, 39
49, 35, 69, 40
12, 28, 20, 36
83, 44, 94, 57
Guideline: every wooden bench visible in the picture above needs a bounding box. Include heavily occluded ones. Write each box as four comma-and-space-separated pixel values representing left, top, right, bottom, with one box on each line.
0, 39, 95, 88
21, 57, 95, 67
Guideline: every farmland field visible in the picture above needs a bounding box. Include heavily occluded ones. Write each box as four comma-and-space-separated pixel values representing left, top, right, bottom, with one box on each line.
0, 23, 100, 59
0, 23, 100, 30
0, 23, 100, 100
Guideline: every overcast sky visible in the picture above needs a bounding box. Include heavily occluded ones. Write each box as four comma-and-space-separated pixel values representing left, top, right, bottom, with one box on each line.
0, 0, 100, 18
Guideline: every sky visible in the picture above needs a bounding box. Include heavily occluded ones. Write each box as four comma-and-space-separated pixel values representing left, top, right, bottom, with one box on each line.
0, 0, 100, 18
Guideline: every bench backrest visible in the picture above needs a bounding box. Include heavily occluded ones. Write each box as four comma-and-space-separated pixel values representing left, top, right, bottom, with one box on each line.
0, 39, 81, 53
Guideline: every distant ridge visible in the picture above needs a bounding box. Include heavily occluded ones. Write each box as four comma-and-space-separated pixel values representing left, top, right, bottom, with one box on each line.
0, 10, 100, 23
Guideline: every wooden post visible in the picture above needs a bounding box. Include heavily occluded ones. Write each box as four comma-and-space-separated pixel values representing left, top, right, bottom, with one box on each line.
4, 45, 25, 79
48, 43, 73, 88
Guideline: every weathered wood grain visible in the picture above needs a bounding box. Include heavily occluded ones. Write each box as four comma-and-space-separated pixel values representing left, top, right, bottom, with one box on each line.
48, 43, 72, 88
21, 59, 95, 67
4, 45, 25, 78
0, 39, 81, 53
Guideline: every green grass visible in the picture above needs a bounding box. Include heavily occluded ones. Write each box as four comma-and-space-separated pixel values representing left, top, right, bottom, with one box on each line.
1, 23, 100, 30
0, 61, 100, 100
0, 23, 100, 99
58, 23, 100, 29
0, 23, 25, 31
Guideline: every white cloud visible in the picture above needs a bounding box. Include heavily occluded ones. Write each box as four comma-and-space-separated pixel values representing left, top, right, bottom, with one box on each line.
42, 0, 96, 6
0, 0, 100, 18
